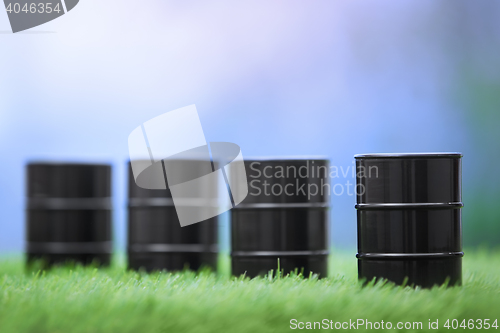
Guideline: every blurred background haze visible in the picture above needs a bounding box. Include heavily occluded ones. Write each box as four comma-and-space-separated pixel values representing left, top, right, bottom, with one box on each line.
1, 0, 499, 252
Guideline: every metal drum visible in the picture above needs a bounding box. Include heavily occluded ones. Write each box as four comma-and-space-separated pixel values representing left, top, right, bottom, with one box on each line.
127, 161, 218, 272
26, 162, 112, 266
355, 153, 463, 287
231, 158, 330, 278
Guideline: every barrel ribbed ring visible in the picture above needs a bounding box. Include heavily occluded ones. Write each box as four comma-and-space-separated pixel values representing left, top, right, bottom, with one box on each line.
356, 252, 464, 260
355, 202, 463, 210
27, 241, 113, 254
234, 202, 329, 210
128, 197, 175, 208
28, 197, 112, 210
232, 250, 329, 257
129, 244, 218, 253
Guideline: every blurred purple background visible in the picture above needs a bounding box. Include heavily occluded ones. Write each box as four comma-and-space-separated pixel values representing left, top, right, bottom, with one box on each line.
1, 0, 499, 252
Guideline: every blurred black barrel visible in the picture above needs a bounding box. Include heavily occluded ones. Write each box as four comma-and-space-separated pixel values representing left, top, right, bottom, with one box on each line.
355, 153, 463, 287
127, 160, 218, 272
231, 158, 330, 278
26, 163, 112, 266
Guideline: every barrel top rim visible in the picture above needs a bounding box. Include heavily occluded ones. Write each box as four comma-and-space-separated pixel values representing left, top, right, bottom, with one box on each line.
354, 152, 462, 159
244, 155, 330, 162
27, 161, 112, 167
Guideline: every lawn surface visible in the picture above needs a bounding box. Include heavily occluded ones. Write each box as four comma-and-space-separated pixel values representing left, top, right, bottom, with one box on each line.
0, 250, 499, 333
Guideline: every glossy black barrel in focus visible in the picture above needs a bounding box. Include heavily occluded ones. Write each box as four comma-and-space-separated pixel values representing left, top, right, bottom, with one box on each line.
26, 163, 112, 267
127, 161, 218, 272
355, 153, 463, 288
231, 158, 330, 278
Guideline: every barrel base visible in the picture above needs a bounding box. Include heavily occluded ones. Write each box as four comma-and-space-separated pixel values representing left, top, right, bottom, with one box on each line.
232, 255, 328, 278
128, 252, 218, 272
27, 253, 111, 268
358, 257, 462, 288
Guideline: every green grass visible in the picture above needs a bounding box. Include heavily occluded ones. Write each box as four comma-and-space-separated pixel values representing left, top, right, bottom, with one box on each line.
0, 250, 499, 333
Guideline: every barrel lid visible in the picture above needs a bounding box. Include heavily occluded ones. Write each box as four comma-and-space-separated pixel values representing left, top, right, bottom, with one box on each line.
27, 161, 111, 167
354, 152, 462, 159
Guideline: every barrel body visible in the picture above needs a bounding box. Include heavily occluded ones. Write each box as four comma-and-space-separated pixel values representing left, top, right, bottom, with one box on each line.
127, 161, 218, 272
231, 159, 330, 278
26, 163, 112, 266
355, 153, 463, 287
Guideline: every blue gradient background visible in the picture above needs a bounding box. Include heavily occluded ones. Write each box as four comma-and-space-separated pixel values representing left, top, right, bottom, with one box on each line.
1, 0, 499, 252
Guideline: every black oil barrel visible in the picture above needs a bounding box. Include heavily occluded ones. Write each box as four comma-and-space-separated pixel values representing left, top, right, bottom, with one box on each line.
355, 153, 463, 288
26, 162, 112, 266
127, 161, 218, 272
231, 158, 330, 278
